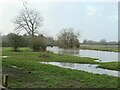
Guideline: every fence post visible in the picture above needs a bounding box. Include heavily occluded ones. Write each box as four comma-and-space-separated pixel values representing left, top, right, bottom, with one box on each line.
3, 74, 8, 88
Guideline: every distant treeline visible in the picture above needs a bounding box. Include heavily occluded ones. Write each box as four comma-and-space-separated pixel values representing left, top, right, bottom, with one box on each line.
82, 39, 119, 45
2, 28, 80, 49
2, 33, 57, 47
2, 33, 119, 49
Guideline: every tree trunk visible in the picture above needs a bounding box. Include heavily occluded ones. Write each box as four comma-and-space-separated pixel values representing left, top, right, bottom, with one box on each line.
13, 46, 18, 52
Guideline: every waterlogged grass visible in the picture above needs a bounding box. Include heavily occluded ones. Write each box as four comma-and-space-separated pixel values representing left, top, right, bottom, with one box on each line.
2, 47, 119, 88
80, 45, 119, 52
97, 62, 120, 71
2, 59, 119, 88
2, 47, 98, 64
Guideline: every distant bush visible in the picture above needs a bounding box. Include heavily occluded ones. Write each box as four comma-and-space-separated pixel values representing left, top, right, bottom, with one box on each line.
29, 35, 47, 52
7, 33, 24, 51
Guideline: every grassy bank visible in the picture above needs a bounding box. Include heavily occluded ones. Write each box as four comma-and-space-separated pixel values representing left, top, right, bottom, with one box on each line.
80, 45, 119, 52
97, 62, 120, 71
2, 47, 119, 88
2, 47, 98, 64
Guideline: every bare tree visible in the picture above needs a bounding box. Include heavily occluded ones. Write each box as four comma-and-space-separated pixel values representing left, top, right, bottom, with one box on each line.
57, 28, 80, 48
14, 9, 43, 36
99, 39, 107, 45
19, 0, 28, 9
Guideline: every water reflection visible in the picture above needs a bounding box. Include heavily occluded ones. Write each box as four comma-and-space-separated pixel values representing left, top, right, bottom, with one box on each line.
40, 62, 119, 77
60, 62, 74, 67
60, 49, 79, 55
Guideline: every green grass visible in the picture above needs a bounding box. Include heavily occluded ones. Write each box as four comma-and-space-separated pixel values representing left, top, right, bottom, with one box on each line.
2, 47, 119, 88
80, 45, 119, 52
2, 47, 98, 64
97, 62, 120, 71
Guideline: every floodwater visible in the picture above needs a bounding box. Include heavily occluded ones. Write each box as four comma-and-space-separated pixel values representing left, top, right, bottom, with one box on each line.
40, 62, 119, 77
45, 46, 119, 77
47, 46, 119, 62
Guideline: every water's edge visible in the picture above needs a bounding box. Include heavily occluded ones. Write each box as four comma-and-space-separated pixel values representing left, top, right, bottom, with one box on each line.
45, 46, 119, 77
40, 62, 119, 77
47, 46, 119, 62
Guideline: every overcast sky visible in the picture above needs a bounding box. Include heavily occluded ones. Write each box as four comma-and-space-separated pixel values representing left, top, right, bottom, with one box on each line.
0, 0, 119, 42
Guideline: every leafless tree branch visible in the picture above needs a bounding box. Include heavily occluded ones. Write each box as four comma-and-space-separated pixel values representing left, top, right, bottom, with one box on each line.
14, 9, 43, 36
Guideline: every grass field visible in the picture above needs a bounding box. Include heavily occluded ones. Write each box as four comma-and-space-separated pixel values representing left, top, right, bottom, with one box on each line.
2, 47, 119, 88
80, 45, 119, 52
98, 62, 120, 71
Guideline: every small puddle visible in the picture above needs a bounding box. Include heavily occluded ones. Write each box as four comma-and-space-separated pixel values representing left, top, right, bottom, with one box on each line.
0, 56, 8, 58
11, 65, 22, 70
40, 62, 119, 77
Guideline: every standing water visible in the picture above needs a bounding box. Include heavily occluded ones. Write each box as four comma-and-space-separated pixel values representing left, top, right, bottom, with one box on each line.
44, 46, 120, 77
40, 62, 119, 77
47, 46, 119, 62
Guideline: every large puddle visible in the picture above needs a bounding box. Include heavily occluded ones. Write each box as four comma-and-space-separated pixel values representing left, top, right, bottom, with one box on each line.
40, 62, 119, 77
47, 46, 119, 62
